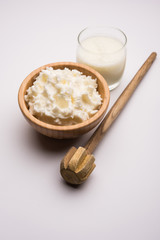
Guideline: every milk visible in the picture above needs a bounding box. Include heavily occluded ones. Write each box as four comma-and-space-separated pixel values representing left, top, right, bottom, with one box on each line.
76, 36, 126, 90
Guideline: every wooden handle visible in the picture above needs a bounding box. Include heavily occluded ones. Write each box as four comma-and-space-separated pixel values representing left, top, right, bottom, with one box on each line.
85, 52, 157, 153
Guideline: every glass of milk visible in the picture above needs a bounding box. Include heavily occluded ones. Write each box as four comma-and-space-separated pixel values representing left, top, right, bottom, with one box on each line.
76, 26, 127, 90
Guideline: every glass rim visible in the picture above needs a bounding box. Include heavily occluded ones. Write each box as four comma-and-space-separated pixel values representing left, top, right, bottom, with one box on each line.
77, 26, 127, 54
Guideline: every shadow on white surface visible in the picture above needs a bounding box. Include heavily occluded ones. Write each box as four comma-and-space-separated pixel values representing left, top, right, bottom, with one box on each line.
35, 131, 79, 153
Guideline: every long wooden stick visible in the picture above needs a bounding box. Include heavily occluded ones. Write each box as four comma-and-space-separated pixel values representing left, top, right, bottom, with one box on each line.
85, 52, 157, 154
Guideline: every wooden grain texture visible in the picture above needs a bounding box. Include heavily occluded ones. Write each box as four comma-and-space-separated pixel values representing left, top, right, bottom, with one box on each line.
60, 147, 95, 184
18, 62, 110, 139
85, 52, 157, 153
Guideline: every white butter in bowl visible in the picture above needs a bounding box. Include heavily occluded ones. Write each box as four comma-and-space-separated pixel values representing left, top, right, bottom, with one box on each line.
25, 67, 102, 126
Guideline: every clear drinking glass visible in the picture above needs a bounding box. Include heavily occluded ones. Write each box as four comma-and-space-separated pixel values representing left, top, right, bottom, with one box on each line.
76, 26, 127, 90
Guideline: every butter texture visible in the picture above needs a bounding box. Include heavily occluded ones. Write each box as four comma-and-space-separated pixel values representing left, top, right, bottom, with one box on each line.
25, 67, 102, 125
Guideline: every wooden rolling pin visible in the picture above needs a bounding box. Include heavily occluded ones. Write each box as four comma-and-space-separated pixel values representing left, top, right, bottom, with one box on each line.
60, 52, 157, 185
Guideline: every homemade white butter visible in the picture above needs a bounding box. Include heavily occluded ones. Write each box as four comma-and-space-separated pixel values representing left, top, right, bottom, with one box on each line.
25, 67, 102, 125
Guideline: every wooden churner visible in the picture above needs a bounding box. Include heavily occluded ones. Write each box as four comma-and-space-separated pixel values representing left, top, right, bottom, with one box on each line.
60, 52, 157, 185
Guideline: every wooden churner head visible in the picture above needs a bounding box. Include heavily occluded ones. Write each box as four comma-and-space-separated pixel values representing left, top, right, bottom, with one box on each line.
60, 146, 95, 185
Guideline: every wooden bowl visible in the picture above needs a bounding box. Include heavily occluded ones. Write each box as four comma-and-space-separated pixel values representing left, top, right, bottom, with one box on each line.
18, 62, 110, 139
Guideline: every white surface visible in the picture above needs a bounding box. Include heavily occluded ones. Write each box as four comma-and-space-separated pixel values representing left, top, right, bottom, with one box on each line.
0, 0, 160, 240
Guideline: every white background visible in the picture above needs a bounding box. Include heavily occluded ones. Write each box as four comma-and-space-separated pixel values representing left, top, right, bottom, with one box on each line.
0, 0, 160, 239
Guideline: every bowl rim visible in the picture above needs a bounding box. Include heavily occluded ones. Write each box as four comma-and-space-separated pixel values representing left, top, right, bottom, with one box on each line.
18, 62, 110, 131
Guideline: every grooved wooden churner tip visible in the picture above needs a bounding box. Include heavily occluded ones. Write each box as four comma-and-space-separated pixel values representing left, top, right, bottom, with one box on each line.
60, 52, 157, 185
